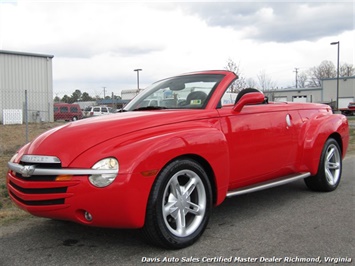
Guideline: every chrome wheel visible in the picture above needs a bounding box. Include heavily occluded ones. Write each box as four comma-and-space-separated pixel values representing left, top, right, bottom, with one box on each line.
304, 138, 342, 192
162, 169, 206, 237
143, 158, 211, 249
324, 143, 341, 186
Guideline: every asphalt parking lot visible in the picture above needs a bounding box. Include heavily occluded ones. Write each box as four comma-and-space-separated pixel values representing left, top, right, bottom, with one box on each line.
0, 155, 354, 266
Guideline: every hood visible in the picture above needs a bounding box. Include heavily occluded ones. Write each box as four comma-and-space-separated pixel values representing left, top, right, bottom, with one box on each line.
24, 110, 216, 166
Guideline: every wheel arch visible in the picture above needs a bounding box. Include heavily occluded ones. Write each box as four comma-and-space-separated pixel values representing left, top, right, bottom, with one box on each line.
328, 132, 343, 155
165, 154, 218, 206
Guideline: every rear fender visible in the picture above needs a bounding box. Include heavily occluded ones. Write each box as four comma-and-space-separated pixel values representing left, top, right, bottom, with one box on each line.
300, 113, 349, 174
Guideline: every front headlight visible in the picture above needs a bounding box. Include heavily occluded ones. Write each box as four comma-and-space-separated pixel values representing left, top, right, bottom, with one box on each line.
89, 158, 119, 187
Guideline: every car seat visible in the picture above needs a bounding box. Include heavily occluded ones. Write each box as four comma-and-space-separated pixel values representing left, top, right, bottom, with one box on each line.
185, 91, 208, 106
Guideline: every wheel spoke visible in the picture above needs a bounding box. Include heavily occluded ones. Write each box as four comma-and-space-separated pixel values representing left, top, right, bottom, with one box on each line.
325, 167, 335, 185
327, 162, 340, 170
326, 147, 335, 162
169, 176, 182, 199
163, 201, 178, 219
185, 201, 203, 215
175, 211, 186, 235
183, 177, 197, 199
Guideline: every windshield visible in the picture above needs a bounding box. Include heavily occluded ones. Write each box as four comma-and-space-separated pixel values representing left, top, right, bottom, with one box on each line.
124, 74, 224, 111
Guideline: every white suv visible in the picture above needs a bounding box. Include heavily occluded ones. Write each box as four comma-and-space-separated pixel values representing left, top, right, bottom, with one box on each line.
84, 106, 113, 117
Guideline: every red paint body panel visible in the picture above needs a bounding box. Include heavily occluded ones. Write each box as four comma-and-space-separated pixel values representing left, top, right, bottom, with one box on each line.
6, 70, 349, 229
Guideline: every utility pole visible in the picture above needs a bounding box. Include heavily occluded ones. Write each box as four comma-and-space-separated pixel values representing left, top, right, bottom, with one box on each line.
103, 87, 106, 99
294, 68, 299, 88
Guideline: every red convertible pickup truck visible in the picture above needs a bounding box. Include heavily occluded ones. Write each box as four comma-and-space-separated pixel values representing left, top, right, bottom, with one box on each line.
7, 70, 349, 249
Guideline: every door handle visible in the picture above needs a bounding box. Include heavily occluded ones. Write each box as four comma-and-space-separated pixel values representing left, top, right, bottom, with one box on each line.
286, 114, 292, 127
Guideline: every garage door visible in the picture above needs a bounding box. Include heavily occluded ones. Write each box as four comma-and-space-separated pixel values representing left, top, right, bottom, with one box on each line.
292, 95, 307, 103
338, 97, 354, 108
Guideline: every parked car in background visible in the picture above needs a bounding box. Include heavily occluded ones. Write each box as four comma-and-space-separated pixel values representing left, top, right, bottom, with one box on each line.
54, 103, 83, 121
84, 106, 114, 117
339, 102, 355, 116
7, 70, 349, 249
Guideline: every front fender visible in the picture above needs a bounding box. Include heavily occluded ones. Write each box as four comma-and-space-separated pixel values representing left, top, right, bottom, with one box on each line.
300, 113, 349, 174
116, 125, 230, 206
70, 122, 230, 227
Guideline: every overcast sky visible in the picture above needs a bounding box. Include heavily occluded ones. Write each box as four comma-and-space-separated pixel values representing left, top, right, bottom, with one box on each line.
0, 0, 354, 98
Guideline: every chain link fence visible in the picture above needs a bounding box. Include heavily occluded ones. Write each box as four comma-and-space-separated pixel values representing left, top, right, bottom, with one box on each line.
1, 89, 53, 125
1, 89, 54, 143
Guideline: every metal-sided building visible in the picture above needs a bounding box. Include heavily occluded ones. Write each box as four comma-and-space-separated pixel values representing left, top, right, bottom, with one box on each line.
322, 76, 355, 108
266, 87, 323, 103
265, 76, 355, 109
0, 50, 54, 124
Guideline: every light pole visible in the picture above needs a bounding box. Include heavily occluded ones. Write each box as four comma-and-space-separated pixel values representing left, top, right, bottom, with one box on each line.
134, 69, 142, 91
102, 87, 106, 99
330, 41, 339, 110
294, 67, 299, 88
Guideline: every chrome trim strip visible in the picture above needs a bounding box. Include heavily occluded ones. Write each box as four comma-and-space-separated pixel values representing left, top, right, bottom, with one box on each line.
8, 162, 118, 177
21, 155, 61, 164
226, 172, 311, 198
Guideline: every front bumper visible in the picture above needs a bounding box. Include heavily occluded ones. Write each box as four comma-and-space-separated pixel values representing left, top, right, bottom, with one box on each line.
6, 167, 154, 228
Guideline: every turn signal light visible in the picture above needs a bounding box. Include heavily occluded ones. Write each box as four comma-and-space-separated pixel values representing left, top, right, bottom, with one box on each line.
141, 169, 159, 177
55, 175, 73, 181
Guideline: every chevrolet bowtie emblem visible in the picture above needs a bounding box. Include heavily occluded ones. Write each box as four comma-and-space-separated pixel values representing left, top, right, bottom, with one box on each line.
20, 165, 36, 177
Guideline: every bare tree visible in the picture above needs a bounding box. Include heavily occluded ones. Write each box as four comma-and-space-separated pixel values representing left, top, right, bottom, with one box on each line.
340, 63, 355, 77
256, 70, 277, 101
246, 77, 257, 88
298, 72, 308, 88
299, 61, 354, 88
224, 58, 247, 92
256, 70, 277, 91
307, 60, 336, 87
225, 58, 239, 73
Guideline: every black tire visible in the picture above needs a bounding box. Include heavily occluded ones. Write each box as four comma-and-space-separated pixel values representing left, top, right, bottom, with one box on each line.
143, 158, 212, 249
304, 138, 342, 192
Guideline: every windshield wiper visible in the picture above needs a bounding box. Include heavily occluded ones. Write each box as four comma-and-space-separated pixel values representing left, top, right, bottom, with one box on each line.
132, 106, 168, 111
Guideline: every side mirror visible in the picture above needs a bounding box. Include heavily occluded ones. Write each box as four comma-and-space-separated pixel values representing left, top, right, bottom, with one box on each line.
233, 92, 265, 112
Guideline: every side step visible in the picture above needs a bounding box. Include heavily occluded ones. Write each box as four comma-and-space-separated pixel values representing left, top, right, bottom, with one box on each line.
226, 172, 311, 198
